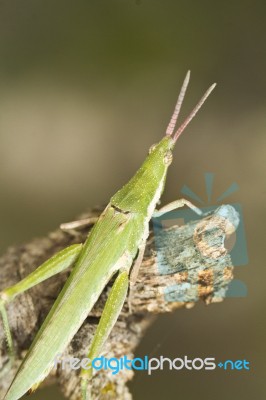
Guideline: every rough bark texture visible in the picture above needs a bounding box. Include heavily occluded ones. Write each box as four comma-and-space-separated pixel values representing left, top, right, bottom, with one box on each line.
0, 204, 236, 399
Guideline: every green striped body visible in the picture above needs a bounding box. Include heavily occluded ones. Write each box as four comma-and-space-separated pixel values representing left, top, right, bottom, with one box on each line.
4, 136, 174, 400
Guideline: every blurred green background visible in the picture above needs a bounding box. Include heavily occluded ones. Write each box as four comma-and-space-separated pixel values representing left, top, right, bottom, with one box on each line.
0, 1, 265, 399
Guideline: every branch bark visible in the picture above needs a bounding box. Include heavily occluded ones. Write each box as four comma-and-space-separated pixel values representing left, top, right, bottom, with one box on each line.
0, 204, 237, 399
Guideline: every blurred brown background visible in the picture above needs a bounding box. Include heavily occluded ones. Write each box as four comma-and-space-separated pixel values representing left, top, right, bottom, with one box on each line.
0, 1, 265, 399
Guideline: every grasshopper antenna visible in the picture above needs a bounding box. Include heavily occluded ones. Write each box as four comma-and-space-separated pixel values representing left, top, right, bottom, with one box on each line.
166, 70, 190, 136
173, 82, 216, 143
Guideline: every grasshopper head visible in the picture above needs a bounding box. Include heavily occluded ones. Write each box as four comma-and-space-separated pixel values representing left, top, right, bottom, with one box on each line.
111, 74, 216, 214
149, 71, 216, 177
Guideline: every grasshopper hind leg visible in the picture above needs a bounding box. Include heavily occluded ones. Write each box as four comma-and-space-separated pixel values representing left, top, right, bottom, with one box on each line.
0, 244, 82, 381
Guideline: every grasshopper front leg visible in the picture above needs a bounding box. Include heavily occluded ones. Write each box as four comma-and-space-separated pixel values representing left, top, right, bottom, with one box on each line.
153, 198, 203, 217
128, 242, 146, 313
0, 244, 82, 377
80, 270, 129, 400
128, 199, 202, 311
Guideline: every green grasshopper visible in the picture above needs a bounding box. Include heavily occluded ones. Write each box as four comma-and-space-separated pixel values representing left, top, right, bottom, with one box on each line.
0, 71, 216, 400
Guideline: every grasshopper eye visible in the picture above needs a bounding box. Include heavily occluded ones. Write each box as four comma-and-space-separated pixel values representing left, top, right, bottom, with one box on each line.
163, 150, 173, 166
149, 144, 157, 154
